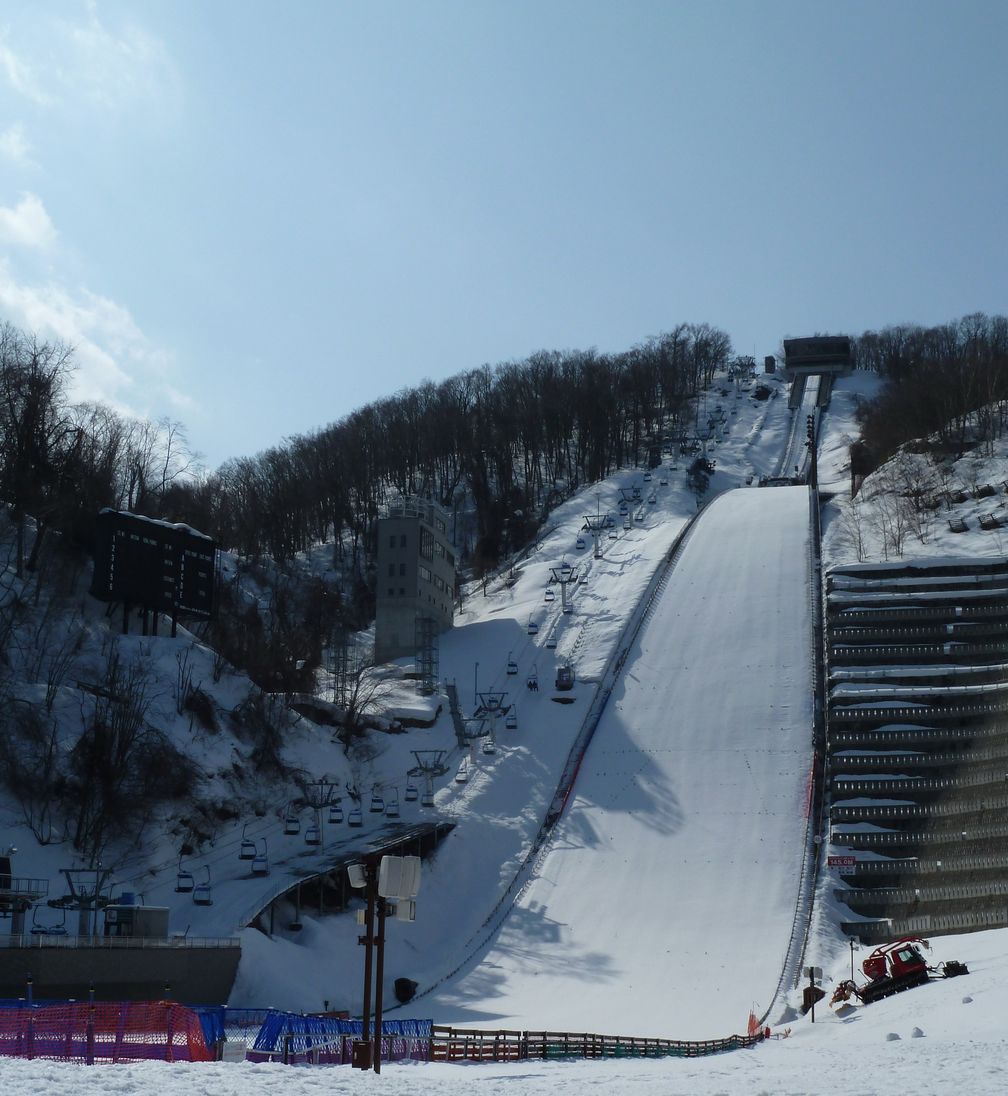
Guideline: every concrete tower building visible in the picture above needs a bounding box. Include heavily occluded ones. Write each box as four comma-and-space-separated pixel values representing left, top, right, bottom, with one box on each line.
374, 497, 456, 664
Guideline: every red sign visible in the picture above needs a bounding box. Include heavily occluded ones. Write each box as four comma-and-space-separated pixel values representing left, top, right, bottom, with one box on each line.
827, 855, 857, 868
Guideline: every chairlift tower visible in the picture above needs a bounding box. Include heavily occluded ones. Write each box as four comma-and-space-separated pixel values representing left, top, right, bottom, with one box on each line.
473, 688, 508, 745
331, 629, 363, 709
548, 563, 579, 614
582, 515, 608, 560
304, 779, 339, 851
414, 614, 439, 696
409, 750, 450, 808
59, 866, 113, 937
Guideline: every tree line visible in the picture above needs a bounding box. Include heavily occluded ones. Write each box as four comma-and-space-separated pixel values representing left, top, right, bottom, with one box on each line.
853, 312, 1008, 472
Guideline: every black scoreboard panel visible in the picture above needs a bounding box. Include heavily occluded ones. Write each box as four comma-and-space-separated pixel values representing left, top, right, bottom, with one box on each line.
90, 510, 216, 620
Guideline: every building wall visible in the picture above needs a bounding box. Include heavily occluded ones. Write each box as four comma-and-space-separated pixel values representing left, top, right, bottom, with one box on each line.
374, 500, 455, 663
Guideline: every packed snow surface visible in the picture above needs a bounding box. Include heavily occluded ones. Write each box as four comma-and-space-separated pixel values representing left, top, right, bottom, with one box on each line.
421, 487, 814, 1036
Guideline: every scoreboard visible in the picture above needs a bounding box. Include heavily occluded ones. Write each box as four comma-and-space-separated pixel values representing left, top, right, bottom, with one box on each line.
90, 509, 216, 621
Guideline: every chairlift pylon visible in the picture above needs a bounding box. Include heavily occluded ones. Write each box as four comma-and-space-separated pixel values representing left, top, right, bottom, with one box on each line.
239, 822, 256, 861
192, 865, 213, 906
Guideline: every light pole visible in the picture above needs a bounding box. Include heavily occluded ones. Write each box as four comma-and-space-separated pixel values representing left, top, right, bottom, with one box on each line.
349, 855, 421, 1073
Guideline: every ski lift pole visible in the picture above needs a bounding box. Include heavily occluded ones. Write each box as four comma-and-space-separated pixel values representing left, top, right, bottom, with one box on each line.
373, 894, 388, 1074
361, 863, 376, 1065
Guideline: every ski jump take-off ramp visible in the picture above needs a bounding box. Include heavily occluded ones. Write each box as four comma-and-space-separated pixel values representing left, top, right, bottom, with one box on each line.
426, 486, 814, 1038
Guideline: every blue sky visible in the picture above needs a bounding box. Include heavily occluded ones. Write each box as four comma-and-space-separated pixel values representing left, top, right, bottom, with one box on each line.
1, 1, 1005, 469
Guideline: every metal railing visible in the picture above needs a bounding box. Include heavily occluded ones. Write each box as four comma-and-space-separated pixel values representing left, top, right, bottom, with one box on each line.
0, 934, 238, 950
429, 1025, 763, 1063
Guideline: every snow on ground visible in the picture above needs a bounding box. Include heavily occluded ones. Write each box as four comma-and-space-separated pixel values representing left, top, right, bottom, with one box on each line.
5, 367, 1008, 1091
419, 487, 813, 1037
2, 927, 1007, 1094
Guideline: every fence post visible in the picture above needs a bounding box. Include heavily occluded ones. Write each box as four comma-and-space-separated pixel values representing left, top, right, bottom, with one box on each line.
165, 1003, 175, 1063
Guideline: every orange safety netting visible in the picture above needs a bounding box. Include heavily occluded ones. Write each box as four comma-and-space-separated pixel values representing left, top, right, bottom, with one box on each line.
0, 1000, 213, 1064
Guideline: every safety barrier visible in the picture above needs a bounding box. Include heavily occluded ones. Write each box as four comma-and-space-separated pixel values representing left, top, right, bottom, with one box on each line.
832, 822, 1008, 847
247, 1013, 431, 1064
831, 749, 1008, 771
832, 795, 1008, 822
0, 1000, 213, 1063
848, 853, 1008, 875
837, 879, 1008, 906
833, 771, 1008, 797
843, 906, 1008, 942
429, 1024, 763, 1062
830, 699, 1008, 722
832, 723, 1008, 746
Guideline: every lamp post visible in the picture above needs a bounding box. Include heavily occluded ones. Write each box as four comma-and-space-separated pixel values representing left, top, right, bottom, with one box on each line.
348, 854, 421, 1073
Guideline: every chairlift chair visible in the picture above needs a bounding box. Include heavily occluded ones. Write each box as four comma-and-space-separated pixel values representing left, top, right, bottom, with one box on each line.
328, 800, 344, 824
421, 785, 435, 807
369, 786, 385, 813
560, 560, 572, 577
659, 476, 668, 486
385, 790, 400, 819
619, 501, 628, 515
643, 470, 652, 482
555, 665, 575, 691
192, 866, 213, 907
546, 634, 558, 649
239, 822, 256, 861
404, 783, 419, 803
455, 759, 469, 784
608, 527, 618, 539
575, 536, 586, 549
251, 839, 269, 877
283, 803, 300, 836
347, 806, 363, 827
505, 709, 517, 730
527, 617, 539, 636
506, 652, 518, 675
527, 663, 539, 691
176, 856, 195, 893
31, 906, 67, 936
544, 588, 555, 603
482, 735, 496, 754
305, 821, 321, 846
648, 493, 656, 505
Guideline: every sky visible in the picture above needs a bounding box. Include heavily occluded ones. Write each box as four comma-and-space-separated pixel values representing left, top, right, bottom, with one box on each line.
1, 1, 1006, 470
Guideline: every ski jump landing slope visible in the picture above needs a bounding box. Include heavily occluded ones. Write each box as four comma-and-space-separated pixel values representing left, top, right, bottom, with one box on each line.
426, 486, 814, 1038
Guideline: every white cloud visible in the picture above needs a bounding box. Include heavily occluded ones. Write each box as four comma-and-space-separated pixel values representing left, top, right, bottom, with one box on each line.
0, 259, 182, 421
0, 36, 52, 105
0, 192, 57, 249
0, 6, 180, 117
0, 123, 34, 166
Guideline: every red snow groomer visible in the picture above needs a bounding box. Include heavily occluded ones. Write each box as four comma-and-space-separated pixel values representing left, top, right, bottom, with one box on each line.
830, 937, 968, 1007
